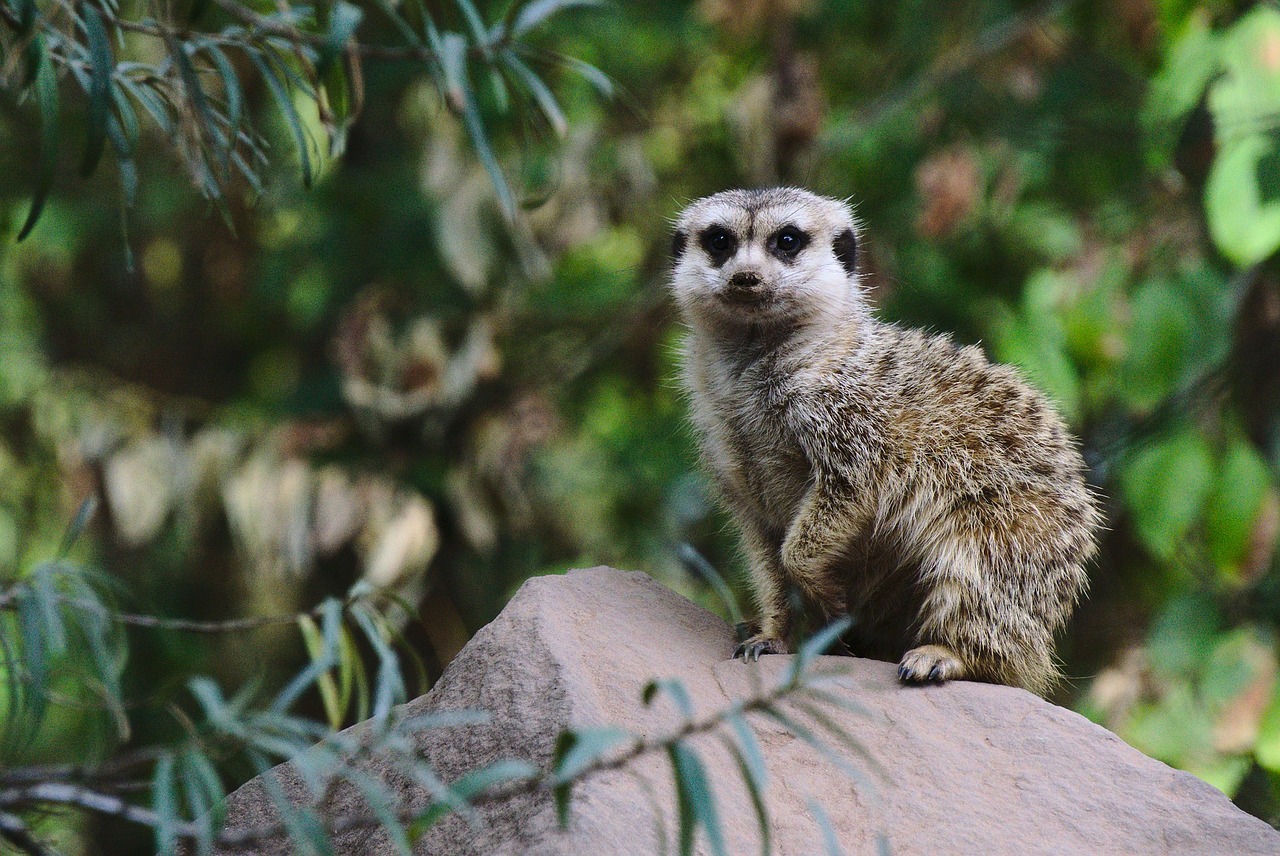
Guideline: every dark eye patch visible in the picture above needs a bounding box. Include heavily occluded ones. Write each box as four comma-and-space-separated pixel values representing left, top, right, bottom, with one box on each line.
768, 225, 810, 262
698, 225, 737, 267
833, 228, 858, 275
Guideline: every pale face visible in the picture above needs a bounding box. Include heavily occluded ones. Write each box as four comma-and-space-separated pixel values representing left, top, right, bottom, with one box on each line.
670, 188, 862, 330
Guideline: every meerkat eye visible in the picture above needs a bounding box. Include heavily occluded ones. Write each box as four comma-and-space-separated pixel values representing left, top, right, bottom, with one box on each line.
770, 226, 810, 259
698, 226, 737, 263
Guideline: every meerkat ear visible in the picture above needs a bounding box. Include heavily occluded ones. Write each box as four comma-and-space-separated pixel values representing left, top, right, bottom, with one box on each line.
671, 229, 688, 262
833, 228, 858, 276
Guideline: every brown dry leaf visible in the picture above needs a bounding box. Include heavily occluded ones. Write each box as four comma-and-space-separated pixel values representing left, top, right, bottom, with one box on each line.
1088, 647, 1148, 726
222, 455, 314, 578
312, 466, 368, 556
103, 436, 186, 547
1213, 643, 1278, 754
915, 146, 982, 239
359, 486, 438, 588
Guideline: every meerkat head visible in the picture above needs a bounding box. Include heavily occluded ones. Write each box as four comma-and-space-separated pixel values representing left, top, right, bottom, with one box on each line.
670, 187, 863, 331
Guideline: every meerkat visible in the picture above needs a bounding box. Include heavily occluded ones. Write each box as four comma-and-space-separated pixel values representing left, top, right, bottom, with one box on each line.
670, 187, 1101, 696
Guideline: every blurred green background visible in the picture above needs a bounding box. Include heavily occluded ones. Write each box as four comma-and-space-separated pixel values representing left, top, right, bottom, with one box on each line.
4, 0, 1280, 848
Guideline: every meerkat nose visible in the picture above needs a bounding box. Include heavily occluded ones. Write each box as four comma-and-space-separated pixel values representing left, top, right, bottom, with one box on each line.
729, 271, 762, 288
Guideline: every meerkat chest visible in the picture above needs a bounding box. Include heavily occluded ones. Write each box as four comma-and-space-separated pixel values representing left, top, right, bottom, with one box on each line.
705, 363, 812, 527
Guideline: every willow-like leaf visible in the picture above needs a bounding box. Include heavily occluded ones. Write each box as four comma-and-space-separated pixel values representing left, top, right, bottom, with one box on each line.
274, 597, 342, 713
350, 603, 406, 721
675, 542, 744, 627
642, 677, 695, 717
760, 705, 872, 789
17, 35, 58, 241
57, 497, 98, 559
298, 613, 342, 728
719, 725, 770, 856
198, 41, 244, 137
550, 726, 629, 828
511, 0, 601, 38
152, 753, 180, 855
439, 30, 517, 218
80, 5, 114, 176
453, 0, 492, 59
501, 51, 566, 137
340, 768, 412, 856
550, 726, 629, 785
180, 749, 225, 856
247, 47, 315, 188
668, 743, 726, 856
317, 0, 363, 73
789, 696, 886, 781
449, 758, 538, 799
558, 54, 614, 97
810, 800, 846, 856
786, 616, 852, 686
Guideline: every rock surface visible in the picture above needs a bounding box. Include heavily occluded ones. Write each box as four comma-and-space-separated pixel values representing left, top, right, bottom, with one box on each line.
220, 567, 1280, 855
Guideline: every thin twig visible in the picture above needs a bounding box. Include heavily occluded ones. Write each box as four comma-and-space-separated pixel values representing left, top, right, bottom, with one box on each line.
213, 668, 834, 849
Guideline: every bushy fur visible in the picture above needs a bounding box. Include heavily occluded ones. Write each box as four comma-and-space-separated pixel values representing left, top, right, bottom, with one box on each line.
670, 187, 1101, 696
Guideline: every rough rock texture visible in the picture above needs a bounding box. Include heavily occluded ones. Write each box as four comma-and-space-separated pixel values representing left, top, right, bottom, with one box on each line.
220, 567, 1280, 855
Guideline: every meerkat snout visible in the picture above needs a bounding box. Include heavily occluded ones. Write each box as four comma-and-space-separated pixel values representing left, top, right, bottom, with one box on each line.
728, 271, 762, 288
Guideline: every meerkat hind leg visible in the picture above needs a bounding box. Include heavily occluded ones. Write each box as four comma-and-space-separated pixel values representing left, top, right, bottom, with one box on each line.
897, 643, 967, 684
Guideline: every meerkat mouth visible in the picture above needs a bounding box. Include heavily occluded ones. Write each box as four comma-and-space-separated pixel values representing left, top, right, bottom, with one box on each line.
720, 284, 771, 305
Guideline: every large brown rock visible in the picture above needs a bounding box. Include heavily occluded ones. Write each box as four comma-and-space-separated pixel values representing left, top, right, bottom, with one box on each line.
220, 567, 1280, 854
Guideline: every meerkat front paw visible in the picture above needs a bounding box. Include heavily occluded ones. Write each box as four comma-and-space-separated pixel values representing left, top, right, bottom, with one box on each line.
733, 635, 789, 662
897, 644, 966, 684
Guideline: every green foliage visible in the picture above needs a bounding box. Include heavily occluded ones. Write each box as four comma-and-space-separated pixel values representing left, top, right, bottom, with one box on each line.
2, 0, 1280, 844
0, 551, 875, 853
0, 0, 609, 234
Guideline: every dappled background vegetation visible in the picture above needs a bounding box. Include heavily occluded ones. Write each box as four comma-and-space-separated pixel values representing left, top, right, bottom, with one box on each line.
4, 0, 1280, 849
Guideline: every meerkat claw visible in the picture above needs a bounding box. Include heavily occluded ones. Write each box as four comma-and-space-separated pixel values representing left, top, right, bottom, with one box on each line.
898, 644, 965, 685
734, 636, 786, 661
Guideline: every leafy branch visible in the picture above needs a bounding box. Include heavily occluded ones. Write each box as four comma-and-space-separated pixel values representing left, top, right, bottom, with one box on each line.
0, 553, 877, 855
0, 0, 611, 240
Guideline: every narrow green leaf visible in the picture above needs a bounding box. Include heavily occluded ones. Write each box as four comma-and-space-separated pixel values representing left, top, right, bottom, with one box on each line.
789, 697, 886, 781
449, 758, 538, 799
439, 31, 517, 218
788, 616, 853, 685
318, 0, 363, 73
454, 0, 493, 59
179, 750, 223, 856
511, 0, 601, 38
399, 709, 492, 731
273, 597, 342, 713
643, 678, 695, 717
551, 726, 630, 784
15, 589, 49, 726
298, 614, 342, 728
676, 542, 744, 626
760, 705, 872, 789
198, 42, 244, 136
247, 48, 315, 188
58, 497, 98, 558
80, 5, 114, 177
341, 769, 413, 856
501, 51, 567, 137
668, 744, 695, 856
719, 731, 770, 856
669, 743, 726, 856
17, 35, 58, 241
809, 799, 846, 856
559, 55, 614, 98
153, 753, 179, 855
